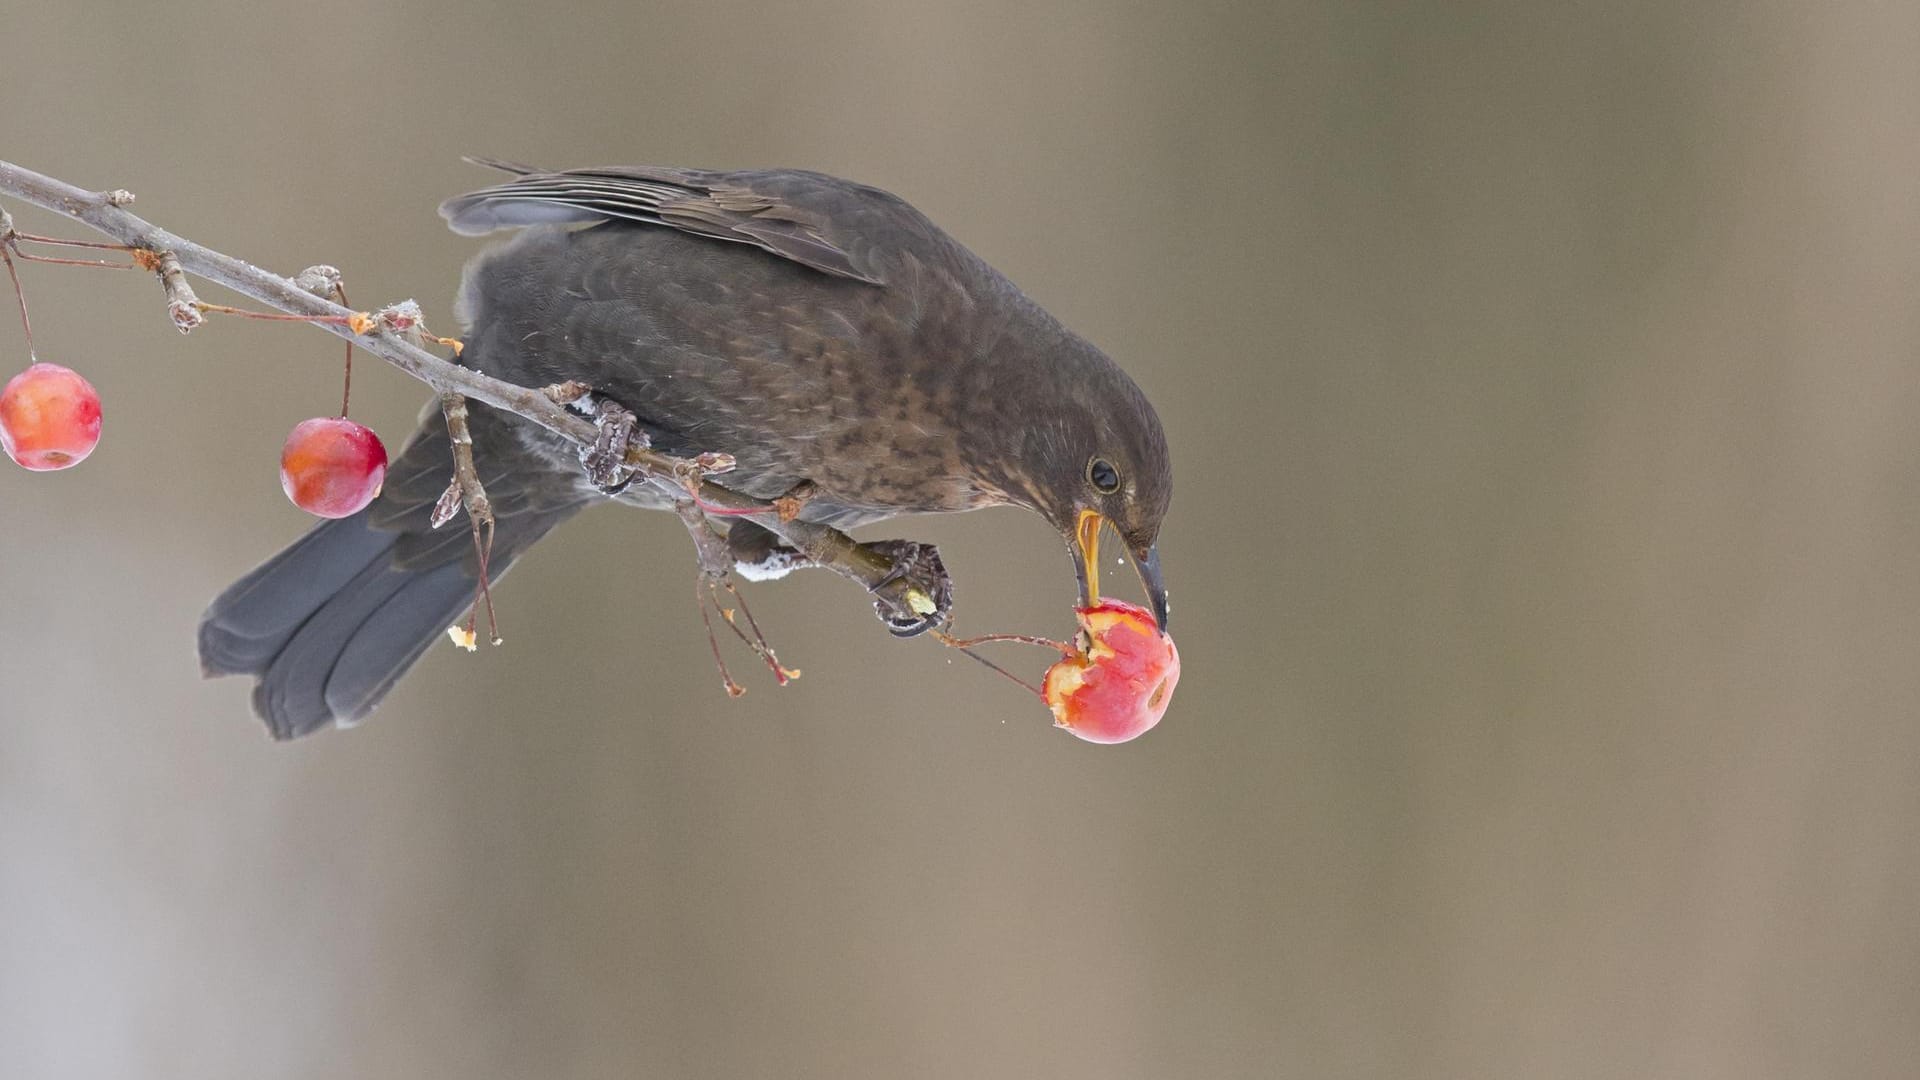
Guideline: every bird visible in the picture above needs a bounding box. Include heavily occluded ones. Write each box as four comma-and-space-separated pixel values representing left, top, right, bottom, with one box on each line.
198, 159, 1173, 738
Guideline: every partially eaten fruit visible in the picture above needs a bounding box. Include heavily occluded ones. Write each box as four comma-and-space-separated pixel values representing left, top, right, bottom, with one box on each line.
1043, 599, 1180, 744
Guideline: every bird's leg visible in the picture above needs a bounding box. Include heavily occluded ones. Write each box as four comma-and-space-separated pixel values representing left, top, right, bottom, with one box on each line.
544, 380, 648, 495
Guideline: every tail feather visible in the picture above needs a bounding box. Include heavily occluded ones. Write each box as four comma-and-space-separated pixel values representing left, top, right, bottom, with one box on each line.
202, 506, 575, 740
198, 514, 399, 681
322, 561, 480, 724
238, 529, 475, 739
202, 331, 593, 738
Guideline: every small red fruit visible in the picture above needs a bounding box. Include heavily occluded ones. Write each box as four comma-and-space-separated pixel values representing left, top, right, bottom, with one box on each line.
0, 362, 103, 471
1042, 599, 1181, 744
280, 416, 388, 518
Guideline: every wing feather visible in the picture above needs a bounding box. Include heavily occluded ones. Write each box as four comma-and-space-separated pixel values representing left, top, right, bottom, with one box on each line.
439, 160, 888, 285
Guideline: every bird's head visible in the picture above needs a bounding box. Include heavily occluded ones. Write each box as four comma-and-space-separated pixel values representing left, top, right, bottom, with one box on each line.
1013, 359, 1173, 631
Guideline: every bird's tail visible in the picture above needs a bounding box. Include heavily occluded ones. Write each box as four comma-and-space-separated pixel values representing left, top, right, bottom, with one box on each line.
199, 408, 584, 739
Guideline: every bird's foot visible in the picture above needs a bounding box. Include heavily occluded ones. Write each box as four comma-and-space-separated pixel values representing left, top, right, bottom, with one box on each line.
546, 382, 651, 495
861, 539, 954, 638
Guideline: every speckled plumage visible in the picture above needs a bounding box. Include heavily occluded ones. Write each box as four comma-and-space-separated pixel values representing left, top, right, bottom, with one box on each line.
200, 162, 1172, 738
447, 164, 1167, 530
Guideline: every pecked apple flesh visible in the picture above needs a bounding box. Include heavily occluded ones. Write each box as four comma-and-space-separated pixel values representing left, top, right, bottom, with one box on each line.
1042, 599, 1180, 744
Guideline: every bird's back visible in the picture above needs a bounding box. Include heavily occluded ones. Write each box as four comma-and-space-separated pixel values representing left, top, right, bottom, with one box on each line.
450, 166, 1059, 518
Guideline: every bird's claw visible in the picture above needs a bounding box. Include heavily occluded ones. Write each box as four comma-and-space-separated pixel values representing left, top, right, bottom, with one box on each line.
568, 392, 649, 495
861, 539, 954, 638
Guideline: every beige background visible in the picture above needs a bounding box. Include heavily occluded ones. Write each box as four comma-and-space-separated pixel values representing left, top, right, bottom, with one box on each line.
3, 2, 1918, 1077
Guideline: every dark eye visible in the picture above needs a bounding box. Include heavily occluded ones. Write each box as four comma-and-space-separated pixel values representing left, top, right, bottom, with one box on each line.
1088, 457, 1121, 494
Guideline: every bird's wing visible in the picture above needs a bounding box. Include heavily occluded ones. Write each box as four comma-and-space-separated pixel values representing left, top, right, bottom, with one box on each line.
438, 159, 895, 285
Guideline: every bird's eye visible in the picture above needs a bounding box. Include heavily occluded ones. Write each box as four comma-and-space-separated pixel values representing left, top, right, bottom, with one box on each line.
1088, 457, 1121, 494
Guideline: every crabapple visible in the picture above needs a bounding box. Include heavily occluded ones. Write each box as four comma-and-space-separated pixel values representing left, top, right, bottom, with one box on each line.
1042, 598, 1181, 745
280, 416, 387, 518
0, 362, 103, 471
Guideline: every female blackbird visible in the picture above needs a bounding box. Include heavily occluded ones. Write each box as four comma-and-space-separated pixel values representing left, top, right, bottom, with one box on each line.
199, 161, 1172, 738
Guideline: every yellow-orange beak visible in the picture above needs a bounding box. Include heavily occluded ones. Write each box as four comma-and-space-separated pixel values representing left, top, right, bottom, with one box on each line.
1072, 508, 1170, 631
1074, 509, 1105, 607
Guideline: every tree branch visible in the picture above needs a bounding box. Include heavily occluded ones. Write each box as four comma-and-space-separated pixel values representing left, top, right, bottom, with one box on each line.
0, 158, 924, 609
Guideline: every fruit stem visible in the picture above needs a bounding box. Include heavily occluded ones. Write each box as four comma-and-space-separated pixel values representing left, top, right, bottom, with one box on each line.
6, 251, 142, 270
191, 301, 359, 326
332, 282, 353, 417
933, 629, 1078, 657
7, 231, 136, 252
953, 646, 1046, 699
0, 242, 36, 362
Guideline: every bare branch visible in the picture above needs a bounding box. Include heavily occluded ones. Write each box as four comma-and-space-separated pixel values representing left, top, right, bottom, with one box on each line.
129, 246, 206, 330
0, 158, 924, 611
154, 251, 204, 332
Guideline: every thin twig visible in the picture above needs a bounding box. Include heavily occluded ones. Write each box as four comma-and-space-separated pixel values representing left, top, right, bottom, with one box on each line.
697, 576, 747, 697
716, 578, 800, 684
439, 390, 500, 646
0, 158, 922, 612
154, 251, 203, 332
131, 247, 205, 332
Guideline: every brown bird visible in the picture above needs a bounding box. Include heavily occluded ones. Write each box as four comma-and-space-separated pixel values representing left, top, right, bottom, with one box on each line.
199, 160, 1173, 738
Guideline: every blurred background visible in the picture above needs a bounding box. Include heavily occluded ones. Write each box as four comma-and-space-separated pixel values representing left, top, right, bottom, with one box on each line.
3, 1, 1918, 1077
